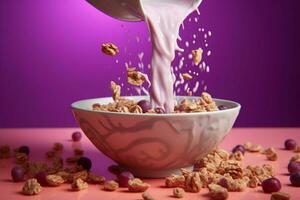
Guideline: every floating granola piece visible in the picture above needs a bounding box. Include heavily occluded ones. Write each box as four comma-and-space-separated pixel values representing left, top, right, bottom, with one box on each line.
0, 145, 10, 159
46, 174, 64, 186
181, 73, 193, 80
128, 178, 150, 192
165, 175, 185, 188
101, 43, 119, 56
87, 173, 105, 184
104, 180, 119, 191
192, 48, 203, 65
111, 81, 121, 101
208, 184, 228, 200
71, 178, 88, 191
142, 192, 155, 200
270, 192, 291, 200
173, 187, 185, 198
127, 67, 147, 86
22, 178, 42, 195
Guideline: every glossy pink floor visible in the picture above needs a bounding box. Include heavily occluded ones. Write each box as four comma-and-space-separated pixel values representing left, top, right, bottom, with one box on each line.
0, 128, 299, 200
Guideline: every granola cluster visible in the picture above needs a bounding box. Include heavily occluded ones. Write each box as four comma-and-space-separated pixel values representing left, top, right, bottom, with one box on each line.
101, 43, 119, 56
127, 67, 147, 86
192, 48, 203, 65
22, 178, 42, 195
92, 82, 219, 113
165, 148, 276, 198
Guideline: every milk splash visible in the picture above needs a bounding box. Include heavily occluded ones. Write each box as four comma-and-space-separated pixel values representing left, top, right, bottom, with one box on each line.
140, 0, 201, 112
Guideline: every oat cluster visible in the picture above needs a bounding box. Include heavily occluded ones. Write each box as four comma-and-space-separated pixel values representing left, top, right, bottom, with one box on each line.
101, 43, 119, 56
22, 178, 42, 195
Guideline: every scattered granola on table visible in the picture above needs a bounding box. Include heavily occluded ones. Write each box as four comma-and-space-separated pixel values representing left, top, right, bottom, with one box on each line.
71, 178, 88, 191
101, 43, 119, 56
46, 174, 65, 186
87, 173, 105, 184
22, 178, 42, 195
173, 187, 185, 198
208, 184, 228, 200
142, 191, 155, 200
270, 192, 291, 200
128, 178, 150, 192
165, 175, 185, 188
244, 142, 262, 152
104, 180, 119, 191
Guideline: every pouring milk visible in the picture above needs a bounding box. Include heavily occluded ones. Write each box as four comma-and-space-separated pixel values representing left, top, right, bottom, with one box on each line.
87, 0, 203, 113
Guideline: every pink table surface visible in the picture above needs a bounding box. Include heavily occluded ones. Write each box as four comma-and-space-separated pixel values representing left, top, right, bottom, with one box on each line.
0, 128, 299, 200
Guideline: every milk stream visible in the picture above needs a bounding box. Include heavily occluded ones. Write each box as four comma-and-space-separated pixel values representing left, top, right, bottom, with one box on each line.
140, 0, 201, 112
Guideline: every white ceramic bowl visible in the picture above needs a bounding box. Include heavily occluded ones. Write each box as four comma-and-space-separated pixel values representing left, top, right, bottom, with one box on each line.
71, 96, 241, 178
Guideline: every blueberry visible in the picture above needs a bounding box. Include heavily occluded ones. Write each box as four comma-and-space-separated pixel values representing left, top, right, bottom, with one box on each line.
11, 166, 25, 182
232, 145, 246, 155
284, 139, 297, 150
77, 157, 92, 171
261, 178, 281, 193
218, 105, 228, 110
108, 165, 125, 175
18, 146, 30, 155
290, 172, 300, 187
35, 171, 48, 186
137, 100, 152, 113
155, 107, 165, 114
117, 171, 134, 187
72, 131, 82, 142
288, 162, 300, 174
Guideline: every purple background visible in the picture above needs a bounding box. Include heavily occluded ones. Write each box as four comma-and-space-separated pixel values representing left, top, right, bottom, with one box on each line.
0, 0, 299, 127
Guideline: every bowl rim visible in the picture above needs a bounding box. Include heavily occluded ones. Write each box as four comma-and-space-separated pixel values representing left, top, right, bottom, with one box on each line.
71, 96, 241, 117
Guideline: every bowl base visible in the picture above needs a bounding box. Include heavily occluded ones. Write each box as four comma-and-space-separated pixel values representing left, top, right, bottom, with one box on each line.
127, 166, 193, 178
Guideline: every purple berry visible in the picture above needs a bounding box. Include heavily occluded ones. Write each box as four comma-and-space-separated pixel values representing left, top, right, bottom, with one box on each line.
72, 131, 82, 142
218, 105, 228, 110
11, 166, 25, 182
108, 165, 125, 175
18, 146, 30, 155
261, 178, 281, 193
117, 171, 134, 187
77, 157, 92, 171
137, 100, 152, 113
155, 107, 165, 114
35, 171, 48, 186
290, 172, 300, 187
288, 162, 300, 174
284, 139, 297, 150
232, 145, 246, 155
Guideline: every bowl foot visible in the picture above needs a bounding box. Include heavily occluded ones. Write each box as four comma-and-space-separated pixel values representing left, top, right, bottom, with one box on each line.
127, 166, 193, 178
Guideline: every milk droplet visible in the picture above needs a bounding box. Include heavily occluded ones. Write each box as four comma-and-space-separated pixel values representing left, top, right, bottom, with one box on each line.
115, 60, 119, 64
136, 36, 140, 43
205, 43, 208, 47
192, 40, 195, 44
208, 31, 212, 36
193, 34, 196, 39
206, 66, 210, 72
185, 41, 189, 47
194, 17, 198, 23
193, 81, 200, 93
204, 34, 207, 39
188, 54, 193, 59
207, 51, 211, 56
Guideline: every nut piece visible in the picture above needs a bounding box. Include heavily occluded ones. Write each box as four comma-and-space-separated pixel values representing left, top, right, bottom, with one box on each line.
290, 154, 300, 162
56, 171, 71, 183
127, 67, 147, 86
46, 175, 64, 186
229, 151, 244, 161
192, 48, 203, 65
15, 152, 28, 164
247, 176, 259, 188
0, 145, 10, 159
294, 146, 300, 153
128, 178, 150, 192
173, 187, 185, 198
104, 180, 119, 191
22, 178, 42, 195
181, 73, 193, 80
266, 152, 278, 161
71, 178, 88, 191
53, 142, 63, 152
165, 175, 185, 188
271, 192, 291, 200
111, 81, 121, 101
101, 43, 119, 56
142, 192, 155, 200
208, 184, 228, 200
